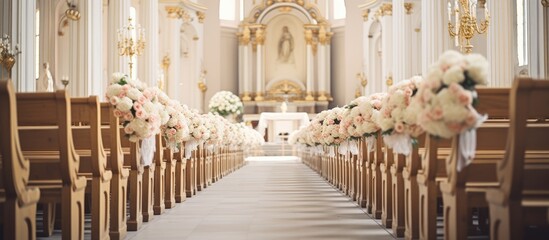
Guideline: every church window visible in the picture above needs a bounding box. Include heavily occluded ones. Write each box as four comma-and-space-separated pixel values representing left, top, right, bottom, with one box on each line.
516, 0, 528, 67
333, 0, 346, 20
219, 0, 237, 21
35, 10, 40, 80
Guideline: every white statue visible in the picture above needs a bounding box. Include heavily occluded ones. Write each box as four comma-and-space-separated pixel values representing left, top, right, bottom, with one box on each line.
37, 62, 54, 92
280, 101, 288, 113
277, 26, 295, 64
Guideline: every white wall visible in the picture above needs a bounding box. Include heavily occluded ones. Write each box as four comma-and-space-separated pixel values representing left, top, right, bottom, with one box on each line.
330, 26, 346, 108
220, 26, 239, 95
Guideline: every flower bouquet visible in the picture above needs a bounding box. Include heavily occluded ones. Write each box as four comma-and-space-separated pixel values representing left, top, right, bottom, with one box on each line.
105, 73, 161, 142
375, 76, 423, 155
208, 91, 243, 117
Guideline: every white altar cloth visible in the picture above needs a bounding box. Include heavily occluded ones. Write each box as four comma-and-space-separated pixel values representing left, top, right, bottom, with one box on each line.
256, 112, 310, 142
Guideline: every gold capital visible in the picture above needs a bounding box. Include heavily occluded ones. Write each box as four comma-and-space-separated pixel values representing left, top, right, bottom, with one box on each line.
380, 3, 392, 16
362, 10, 370, 21
196, 11, 205, 23
404, 3, 413, 15
166, 6, 184, 19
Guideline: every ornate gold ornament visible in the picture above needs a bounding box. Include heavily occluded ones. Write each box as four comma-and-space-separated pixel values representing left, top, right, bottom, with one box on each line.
196, 11, 205, 23
362, 9, 370, 21
386, 74, 393, 86
242, 92, 252, 101
380, 3, 393, 16
166, 6, 193, 22
0, 35, 20, 78
404, 3, 413, 14
448, 0, 490, 54
117, 18, 146, 79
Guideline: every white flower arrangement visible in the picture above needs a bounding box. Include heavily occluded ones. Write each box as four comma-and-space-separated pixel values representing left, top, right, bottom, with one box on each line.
321, 108, 347, 146
208, 91, 244, 117
412, 50, 489, 139
375, 76, 424, 137
105, 73, 161, 142
160, 98, 191, 152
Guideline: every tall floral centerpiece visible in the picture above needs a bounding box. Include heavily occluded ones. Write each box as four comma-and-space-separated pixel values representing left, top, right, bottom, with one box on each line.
208, 91, 243, 122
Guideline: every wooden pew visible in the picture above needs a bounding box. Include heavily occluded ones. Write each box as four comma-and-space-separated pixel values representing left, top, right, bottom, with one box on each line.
163, 140, 178, 208
486, 78, 549, 240
417, 135, 451, 240
381, 146, 394, 229
99, 103, 129, 239
101, 103, 143, 231
357, 140, 368, 208
403, 135, 426, 240
70, 97, 113, 240
174, 145, 187, 203
439, 88, 511, 240
371, 132, 384, 219
152, 134, 166, 216
0, 80, 41, 240
185, 149, 196, 197
17, 90, 87, 239
414, 88, 510, 240
390, 150, 407, 237
141, 140, 156, 222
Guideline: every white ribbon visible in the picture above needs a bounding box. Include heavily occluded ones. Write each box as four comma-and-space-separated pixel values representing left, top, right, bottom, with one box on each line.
184, 140, 199, 159
383, 133, 413, 156
338, 141, 349, 155
328, 146, 336, 157
365, 135, 376, 153
457, 114, 487, 172
140, 135, 156, 166
349, 140, 359, 155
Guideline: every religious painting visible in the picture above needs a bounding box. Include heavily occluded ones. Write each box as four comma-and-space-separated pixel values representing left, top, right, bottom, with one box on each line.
265, 15, 306, 91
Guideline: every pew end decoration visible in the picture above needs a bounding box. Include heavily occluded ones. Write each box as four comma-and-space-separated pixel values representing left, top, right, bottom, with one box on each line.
208, 91, 244, 119
374, 76, 423, 156
105, 73, 162, 142
413, 50, 489, 170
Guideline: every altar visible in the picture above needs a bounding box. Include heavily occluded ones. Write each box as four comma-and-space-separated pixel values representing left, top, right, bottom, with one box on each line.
254, 112, 310, 142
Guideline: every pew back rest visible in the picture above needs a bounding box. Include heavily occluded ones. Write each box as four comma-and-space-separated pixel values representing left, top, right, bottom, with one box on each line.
442, 88, 512, 188
100, 103, 142, 171
501, 78, 549, 199
0, 80, 35, 201
16, 90, 80, 184
71, 97, 108, 176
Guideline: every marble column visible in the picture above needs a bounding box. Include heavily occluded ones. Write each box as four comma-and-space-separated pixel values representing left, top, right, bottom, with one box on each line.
305, 28, 314, 101
487, 0, 516, 87
255, 26, 265, 101
317, 25, 328, 101
380, 3, 393, 92
421, 0, 451, 76
542, 1, 548, 78
241, 26, 252, 101
392, 0, 405, 82
138, 0, 159, 88
37, 0, 56, 90
325, 34, 332, 100
0, 0, 36, 92
165, 6, 182, 101
107, 0, 130, 77
68, 0, 103, 97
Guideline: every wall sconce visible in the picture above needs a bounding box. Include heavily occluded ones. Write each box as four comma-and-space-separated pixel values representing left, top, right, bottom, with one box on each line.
58, 0, 81, 36
0, 34, 21, 78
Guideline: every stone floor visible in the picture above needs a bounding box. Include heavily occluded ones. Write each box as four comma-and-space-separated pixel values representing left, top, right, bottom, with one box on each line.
126, 157, 396, 240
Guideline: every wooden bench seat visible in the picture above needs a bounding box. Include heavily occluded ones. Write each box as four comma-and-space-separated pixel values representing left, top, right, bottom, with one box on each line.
486, 77, 549, 240
0, 80, 41, 240
17, 90, 87, 240
71, 97, 113, 240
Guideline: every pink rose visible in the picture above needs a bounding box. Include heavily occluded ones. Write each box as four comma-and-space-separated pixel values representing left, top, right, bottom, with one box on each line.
431, 107, 443, 120
124, 112, 134, 121
458, 91, 472, 105
113, 109, 124, 118
446, 122, 464, 133
394, 122, 405, 133
465, 112, 477, 126
124, 125, 134, 134
133, 102, 143, 111
138, 96, 147, 104
135, 110, 146, 119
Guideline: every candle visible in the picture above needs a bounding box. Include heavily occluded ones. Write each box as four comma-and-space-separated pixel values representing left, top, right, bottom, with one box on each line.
448, 1, 452, 22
